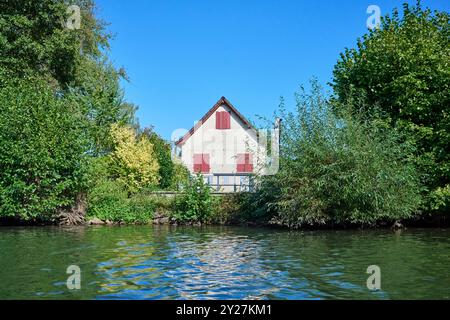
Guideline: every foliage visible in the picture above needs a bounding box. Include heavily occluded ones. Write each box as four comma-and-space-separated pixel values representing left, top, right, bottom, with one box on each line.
108, 124, 160, 194
140, 128, 174, 190
174, 174, 217, 223
0, 0, 138, 223
87, 178, 155, 224
216, 178, 280, 225
127, 193, 157, 224
0, 0, 136, 153
170, 161, 191, 191
86, 156, 157, 224
0, 0, 109, 87
430, 185, 450, 213
332, 1, 449, 214
0, 77, 89, 222
70, 60, 138, 155
146, 195, 175, 215
87, 178, 130, 222
266, 82, 422, 228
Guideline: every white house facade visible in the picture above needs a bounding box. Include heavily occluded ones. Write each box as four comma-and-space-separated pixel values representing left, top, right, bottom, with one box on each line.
174, 97, 270, 192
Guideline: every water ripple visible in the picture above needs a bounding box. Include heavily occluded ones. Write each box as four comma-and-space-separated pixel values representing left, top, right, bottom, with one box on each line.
1, 226, 449, 299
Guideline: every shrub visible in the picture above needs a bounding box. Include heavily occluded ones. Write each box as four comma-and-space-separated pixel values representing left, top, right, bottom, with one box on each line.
216, 178, 280, 225
332, 2, 449, 214
173, 174, 217, 223
87, 178, 155, 224
146, 195, 175, 215
170, 162, 191, 191
87, 178, 131, 222
140, 128, 175, 190
267, 82, 423, 228
109, 124, 160, 194
127, 193, 156, 224
0, 77, 89, 222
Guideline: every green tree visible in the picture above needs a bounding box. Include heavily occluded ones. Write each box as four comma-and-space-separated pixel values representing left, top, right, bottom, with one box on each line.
170, 161, 190, 191
332, 1, 449, 214
0, 0, 136, 154
0, 1, 139, 224
70, 60, 138, 155
0, 0, 109, 87
108, 124, 160, 194
0, 76, 89, 222
140, 128, 175, 190
268, 82, 422, 228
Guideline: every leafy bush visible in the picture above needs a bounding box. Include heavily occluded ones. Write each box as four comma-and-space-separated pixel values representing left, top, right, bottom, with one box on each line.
108, 124, 160, 193
140, 128, 175, 190
267, 82, 422, 228
173, 174, 217, 223
146, 195, 175, 215
87, 178, 131, 222
332, 2, 449, 214
86, 156, 157, 224
170, 162, 191, 191
127, 193, 157, 224
0, 77, 89, 222
216, 178, 280, 225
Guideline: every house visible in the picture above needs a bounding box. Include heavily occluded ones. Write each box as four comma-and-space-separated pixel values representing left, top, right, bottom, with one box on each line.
174, 96, 274, 192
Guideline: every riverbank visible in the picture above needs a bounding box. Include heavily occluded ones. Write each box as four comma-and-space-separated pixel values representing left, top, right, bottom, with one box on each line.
1, 206, 448, 230
1, 188, 448, 230
84, 215, 450, 230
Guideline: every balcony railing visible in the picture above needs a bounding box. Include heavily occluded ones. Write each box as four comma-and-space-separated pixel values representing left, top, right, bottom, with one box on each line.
204, 173, 255, 193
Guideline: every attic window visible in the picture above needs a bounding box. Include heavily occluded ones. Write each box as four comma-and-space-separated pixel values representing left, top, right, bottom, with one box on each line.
216, 111, 230, 129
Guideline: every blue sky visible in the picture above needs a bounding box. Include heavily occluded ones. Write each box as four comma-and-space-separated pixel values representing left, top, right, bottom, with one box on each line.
96, 0, 449, 140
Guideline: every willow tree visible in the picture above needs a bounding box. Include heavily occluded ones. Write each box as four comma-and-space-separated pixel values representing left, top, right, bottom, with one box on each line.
267, 82, 422, 228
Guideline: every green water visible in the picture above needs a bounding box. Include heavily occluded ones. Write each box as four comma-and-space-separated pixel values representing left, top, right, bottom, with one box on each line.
0, 226, 449, 300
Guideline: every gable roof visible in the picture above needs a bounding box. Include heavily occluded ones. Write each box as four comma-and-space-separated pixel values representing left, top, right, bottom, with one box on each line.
175, 96, 256, 146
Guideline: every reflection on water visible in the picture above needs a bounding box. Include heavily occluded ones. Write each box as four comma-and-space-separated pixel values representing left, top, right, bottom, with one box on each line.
0, 226, 449, 300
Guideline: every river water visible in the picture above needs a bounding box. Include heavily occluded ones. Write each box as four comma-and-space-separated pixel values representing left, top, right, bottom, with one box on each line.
0, 226, 449, 299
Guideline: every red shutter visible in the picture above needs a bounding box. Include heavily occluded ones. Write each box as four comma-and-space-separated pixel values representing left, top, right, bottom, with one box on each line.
202, 154, 210, 173
223, 112, 230, 129
216, 112, 230, 129
193, 154, 203, 173
245, 153, 253, 172
236, 153, 253, 173
216, 112, 222, 129
194, 154, 210, 173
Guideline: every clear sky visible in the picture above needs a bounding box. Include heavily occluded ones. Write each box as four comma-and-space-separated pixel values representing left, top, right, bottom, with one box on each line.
96, 0, 449, 140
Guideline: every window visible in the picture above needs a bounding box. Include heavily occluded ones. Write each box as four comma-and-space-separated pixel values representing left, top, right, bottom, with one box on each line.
174, 146, 182, 158
193, 154, 210, 173
216, 111, 231, 129
236, 153, 253, 173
